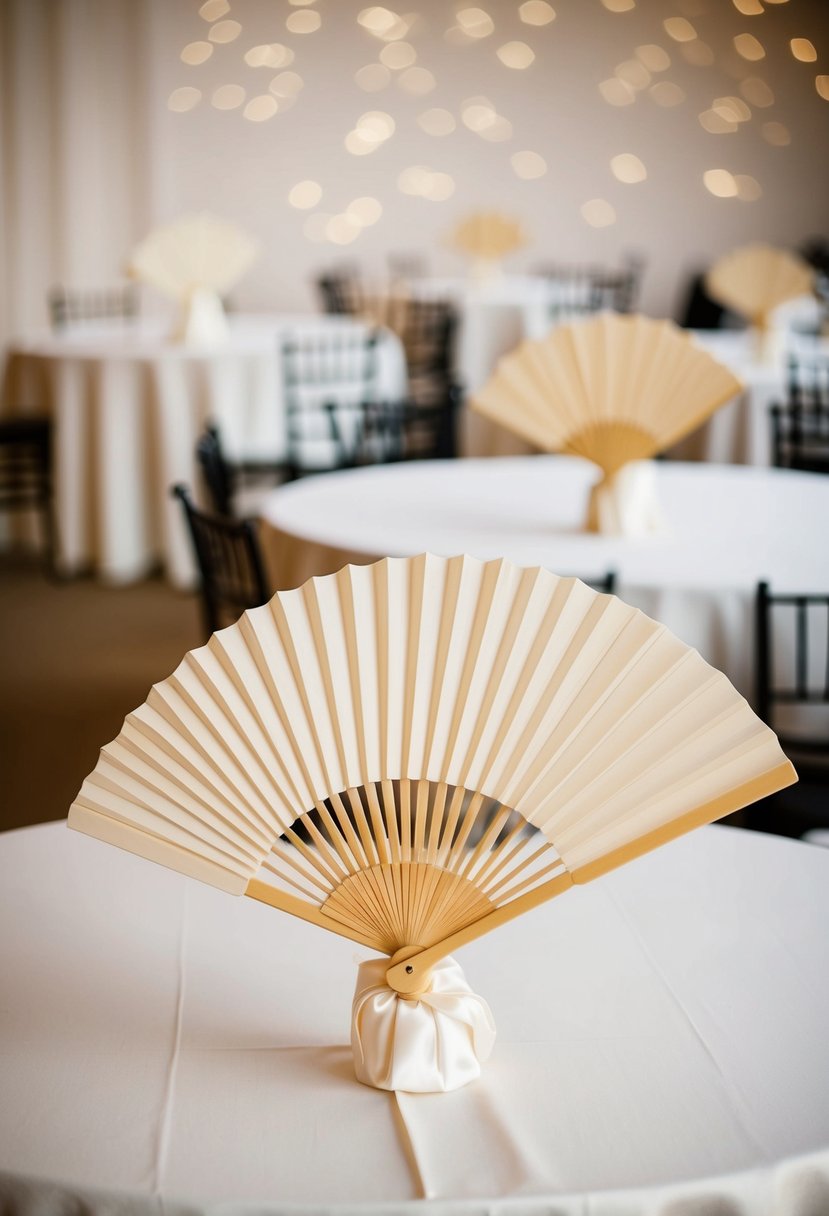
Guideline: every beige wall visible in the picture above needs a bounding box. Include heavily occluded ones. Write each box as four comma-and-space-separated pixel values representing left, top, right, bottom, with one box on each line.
3, 0, 829, 338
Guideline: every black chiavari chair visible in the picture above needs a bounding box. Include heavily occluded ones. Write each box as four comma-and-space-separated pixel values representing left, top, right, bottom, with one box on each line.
0, 417, 55, 570
747, 581, 829, 838
195, 426, 235, 518
398, 298, 459, 424
770, 357, 829, 473
172, 484, 270, 640
48, 284, 139, 330
316, 271, 365, 317
282, 330, 381, 477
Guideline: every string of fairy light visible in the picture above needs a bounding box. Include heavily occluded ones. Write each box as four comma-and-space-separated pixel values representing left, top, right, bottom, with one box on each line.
167, 0, 828, 246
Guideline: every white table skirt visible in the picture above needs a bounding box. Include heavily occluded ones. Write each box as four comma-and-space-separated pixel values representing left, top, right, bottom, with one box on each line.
258, 457, 829, 702
3, 316, 405, 586
1, 820, 827, 1214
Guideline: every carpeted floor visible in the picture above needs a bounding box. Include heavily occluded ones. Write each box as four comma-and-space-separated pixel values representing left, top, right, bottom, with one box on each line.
0, 554, 201, 833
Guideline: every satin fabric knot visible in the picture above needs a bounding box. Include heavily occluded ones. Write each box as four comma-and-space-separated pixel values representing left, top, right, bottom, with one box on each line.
351, 955, 496, 1092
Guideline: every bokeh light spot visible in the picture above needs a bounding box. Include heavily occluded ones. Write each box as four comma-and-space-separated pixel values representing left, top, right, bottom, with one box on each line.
208, 19, 242, 43
289, 181, 323, 209
399, 67, 436, 94
354, 64, 391, 91
181, 41, 213, 65
740, 76, 774, 106
168, 87, 201, 112
649, 80, 685, 105
286, 10, 321, 33
511, 150, 547, 178
790, 38, 817, 62
497, 41, 535, 68
610, 152, 647, 182
244, 95, 278, 121
519, 1, 555, 25
762, 120, 790, 145
734, 33, 765, 59
418, 108, 456, 135
346, 197, 383, 226
635, 44, 670, 72
211, 84, 246, 110
664, 17, 696, 41
703, 169, 738, 197
456, 8, 495, 37
581, 199, 617, 227
735, 174, 762, 201
199, 0, 229, 20
245, 44, 294, 68
379, 41, 417, 69
599, 77, 636, 106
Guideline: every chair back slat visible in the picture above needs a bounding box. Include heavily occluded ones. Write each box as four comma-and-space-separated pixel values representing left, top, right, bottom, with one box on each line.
195, 426, 235, 517
172, 484, 270, 639
48, 284, 138, 329
755, 581, 829, 755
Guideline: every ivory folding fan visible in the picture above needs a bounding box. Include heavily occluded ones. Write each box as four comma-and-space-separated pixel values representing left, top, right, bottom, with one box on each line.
69, 555, 795, 1092
706, 243, 814, 349
128, 212, 258, 346
472, 313, 743, 536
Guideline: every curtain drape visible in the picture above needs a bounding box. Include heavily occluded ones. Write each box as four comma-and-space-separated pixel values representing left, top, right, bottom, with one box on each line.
0, 0, 151, 345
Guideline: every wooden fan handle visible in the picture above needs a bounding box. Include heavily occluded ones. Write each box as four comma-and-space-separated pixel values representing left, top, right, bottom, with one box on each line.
385, 870, 574, 995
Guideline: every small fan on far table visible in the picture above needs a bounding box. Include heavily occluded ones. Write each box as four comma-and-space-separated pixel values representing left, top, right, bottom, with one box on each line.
472, 312, 743, 536
706, 243, 814, 363
450, 211, 527, 284
128, 212, 258, 346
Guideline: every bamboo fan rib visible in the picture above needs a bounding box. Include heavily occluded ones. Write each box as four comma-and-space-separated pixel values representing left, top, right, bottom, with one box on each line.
706, 243, 814, 326
69, 555, 796, 961
472, 314, 743, 472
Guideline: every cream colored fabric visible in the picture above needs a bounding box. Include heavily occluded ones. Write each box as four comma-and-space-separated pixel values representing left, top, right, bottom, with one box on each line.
352, 956, 496, 1092
259, 455, 829, 702
587, 460, 670, 537
3, 316, 405, 586
1, 822, 828, 1213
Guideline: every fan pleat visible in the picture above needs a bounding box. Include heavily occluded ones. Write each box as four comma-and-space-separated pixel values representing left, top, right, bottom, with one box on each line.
70, 555, 794, 952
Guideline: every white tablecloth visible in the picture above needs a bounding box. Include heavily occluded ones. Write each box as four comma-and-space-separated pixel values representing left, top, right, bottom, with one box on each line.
1, 820, 827, 1214
259, 457, 829, 701
3, 316, 405, 586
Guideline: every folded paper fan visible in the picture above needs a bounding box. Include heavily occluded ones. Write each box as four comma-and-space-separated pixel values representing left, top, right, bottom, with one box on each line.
472, 313, 743, 535
128, 212, 258, 345
706, 243, 814, 331
69, 555, 795, 1091
451, 211, 526, 281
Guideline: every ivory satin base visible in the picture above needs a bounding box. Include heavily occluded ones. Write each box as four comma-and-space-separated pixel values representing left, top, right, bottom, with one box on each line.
351, 955, 496, 1092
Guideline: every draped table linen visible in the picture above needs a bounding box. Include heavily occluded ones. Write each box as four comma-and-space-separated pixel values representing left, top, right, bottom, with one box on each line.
2, 316, 405, 586
258, 456, 829, 703
1, 821, 828, 1214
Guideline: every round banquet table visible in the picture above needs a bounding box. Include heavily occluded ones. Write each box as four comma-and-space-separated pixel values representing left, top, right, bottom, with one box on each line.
1, 821, 828, 1215
2, 315, 405, 587
258, 456, 829, 704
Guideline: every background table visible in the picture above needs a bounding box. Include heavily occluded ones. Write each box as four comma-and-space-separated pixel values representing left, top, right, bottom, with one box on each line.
259, 457, 829, 701
674, 331, 829, 468
1, 820, 827, 1214
3, 316, 405, 586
